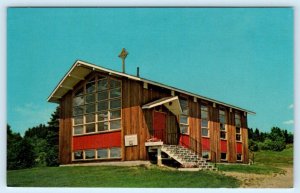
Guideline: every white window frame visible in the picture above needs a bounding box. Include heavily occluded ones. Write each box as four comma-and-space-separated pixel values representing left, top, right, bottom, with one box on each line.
219, 108, 227, 140
179, 97, 189, 134
72, 147, 122, 161
235, 112, 242, 142
201, 104, 209, 137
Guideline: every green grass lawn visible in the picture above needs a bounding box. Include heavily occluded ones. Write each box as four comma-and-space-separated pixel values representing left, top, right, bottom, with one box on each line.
7, 146, 293, 187
7, 165, 239, 187
218, 145, 293, 174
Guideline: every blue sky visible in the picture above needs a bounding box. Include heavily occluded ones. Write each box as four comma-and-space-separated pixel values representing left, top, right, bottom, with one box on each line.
7, 8, 293, 134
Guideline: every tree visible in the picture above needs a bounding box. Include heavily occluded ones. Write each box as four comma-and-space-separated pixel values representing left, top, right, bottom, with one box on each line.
7, 125, 35, 170
45, 106, 60, 166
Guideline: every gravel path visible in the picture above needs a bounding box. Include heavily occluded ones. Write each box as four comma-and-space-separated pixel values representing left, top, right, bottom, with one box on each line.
222, 167, 293, 188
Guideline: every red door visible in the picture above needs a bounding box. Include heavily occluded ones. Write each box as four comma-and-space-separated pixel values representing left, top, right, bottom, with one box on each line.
153, 111, 166, 142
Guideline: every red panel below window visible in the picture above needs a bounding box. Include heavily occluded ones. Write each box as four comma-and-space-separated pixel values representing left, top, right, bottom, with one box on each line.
237, 142, 243, 153
202, 138, 210, 150
179, 134, 190, 148
73, 131, 121, 150
221, 140, 227, 153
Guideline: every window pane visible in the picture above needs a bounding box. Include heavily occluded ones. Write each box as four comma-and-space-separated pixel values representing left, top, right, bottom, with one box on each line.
221, 153, 227, 160
85, 94, 95, 104
201, 105, 208, 111
86, 124, 95, 133
180, 125, 188, 134
220, 131, 226, 139
86, 82, 95, 93
201, 120, 208, 128
74, 126, 83, 135
75, 87, 84, 96
110, 79, 121, 89
111, 110, 121, 119
179, 99, 188, 108
85, 150, 95, 159
86, 114, 95, 123
201, 128, 209, 137
74, 151, 83, 160
97, 149, 108, 159
98, 122, 109, 131
219, 110, 225, 116
236, 127, 241, 134
98, 91, 108, 101
98, 101, 108, 111
201, 111, 208, 119
74, 116, 83, 125
110, 120, 121, 130
73, 106, 84, 116
86, 104, 95, 114
182, 108, 188, 115
98, 111, 108, 121
236, 134, 241, 141
73, 96, 84, 106
220, 123, 226, 130
202, 151, 210, 159
235, 113, 241, 120
110, 88, 121, 98
110, 147, 121, 158
110, 99, 121, 109
180, 115, 188, 124
220, 116, 225, 123
98, 78, 108, 91
237, 154, 242, 161
235, 120, 241, 127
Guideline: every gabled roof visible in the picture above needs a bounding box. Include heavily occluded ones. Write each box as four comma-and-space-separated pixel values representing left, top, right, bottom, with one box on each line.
47, 60, 255, 114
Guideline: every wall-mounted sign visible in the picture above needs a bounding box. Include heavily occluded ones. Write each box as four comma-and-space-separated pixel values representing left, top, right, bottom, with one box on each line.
125, 134, 138, 146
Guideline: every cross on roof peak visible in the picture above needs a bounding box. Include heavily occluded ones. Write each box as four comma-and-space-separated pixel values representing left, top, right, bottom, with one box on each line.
118, 48, 129, 73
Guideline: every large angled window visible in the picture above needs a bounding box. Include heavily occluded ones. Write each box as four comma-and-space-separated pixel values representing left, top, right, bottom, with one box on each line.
72, 75, 122, 135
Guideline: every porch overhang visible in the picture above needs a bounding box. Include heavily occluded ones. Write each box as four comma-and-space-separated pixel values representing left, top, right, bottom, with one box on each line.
142, 96, 182, 116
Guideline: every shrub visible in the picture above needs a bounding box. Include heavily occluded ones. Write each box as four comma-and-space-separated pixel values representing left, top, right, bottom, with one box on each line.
248, 139, 259, 151
260, 138, 286, 151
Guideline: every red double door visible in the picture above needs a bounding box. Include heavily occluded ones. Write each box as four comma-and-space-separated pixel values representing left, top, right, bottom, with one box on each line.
153, 111, 166, 142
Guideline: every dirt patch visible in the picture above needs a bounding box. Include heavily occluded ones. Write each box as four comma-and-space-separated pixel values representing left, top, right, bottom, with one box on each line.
222, 167, 293, 188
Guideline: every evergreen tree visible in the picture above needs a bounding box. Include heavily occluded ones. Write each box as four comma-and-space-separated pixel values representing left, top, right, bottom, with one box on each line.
7, 125, 35, 169
45, 106, 60, 166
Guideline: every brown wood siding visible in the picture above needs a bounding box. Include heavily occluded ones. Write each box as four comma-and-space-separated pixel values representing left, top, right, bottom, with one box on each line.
227, 110, 236, 163
188, 99, 201, 155
59, 91, 73, 164
209, 105, 220, 162
241, 113, 249, 163
122, 79, 179, 161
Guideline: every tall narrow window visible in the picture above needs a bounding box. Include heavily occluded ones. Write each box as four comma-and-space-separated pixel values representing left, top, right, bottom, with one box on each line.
72, 75, 122, 135
201, 104, 209, 137
179, 98, 189, 134
235, 113, 242, 141
219, 109, 227, 139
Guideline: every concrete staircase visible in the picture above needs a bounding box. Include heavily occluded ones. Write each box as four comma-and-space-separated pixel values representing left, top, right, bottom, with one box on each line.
161, 144, 216, 171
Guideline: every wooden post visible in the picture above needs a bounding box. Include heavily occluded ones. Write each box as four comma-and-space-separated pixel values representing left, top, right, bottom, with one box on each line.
157, 147, 162, 166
